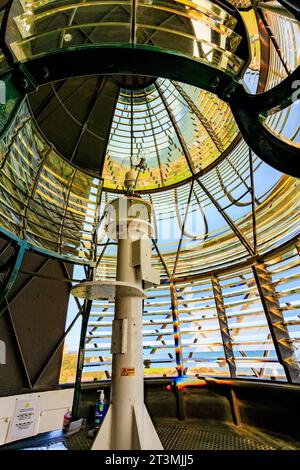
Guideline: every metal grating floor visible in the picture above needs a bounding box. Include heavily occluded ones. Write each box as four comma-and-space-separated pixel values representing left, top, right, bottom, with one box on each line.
67, 430, 92, 450
155, 420, 283, 450
66, 419, 297, 451
2, 419, 297, 450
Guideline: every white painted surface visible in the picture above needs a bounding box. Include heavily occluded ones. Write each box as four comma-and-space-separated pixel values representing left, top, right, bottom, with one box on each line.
0, 388, 74, 445
8, 398, 39, 442
92, 197, 163, 450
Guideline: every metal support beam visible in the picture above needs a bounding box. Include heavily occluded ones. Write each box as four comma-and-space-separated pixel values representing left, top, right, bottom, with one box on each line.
256, 5, 271, 94
171, 382, 186, 421
0, 242, 26, 309
295, 236, 300, 256
169, 284, 184, 377
71, 298, 93, 420
228, 389, 241, 426
95, 239, 110, 270
151, 238, 171, 279
252, 263, 300, 383
92, 179, 104, 263
171, 80, 225, 153
0, 0, 15, 66
21, 147, 52, 239
61, 261, 83, 314
196, 177, 255, 256
151, 239, 179, 364
172, 182, 194, 278
249, 149, 258, 255
0, 241, 10, 258
144, 90, 164, 187
155, 81, 196, 174
57, 169, 77, 252
211, 275, 236, 378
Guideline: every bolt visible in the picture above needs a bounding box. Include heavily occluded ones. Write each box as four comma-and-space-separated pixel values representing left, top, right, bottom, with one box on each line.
210, 76, 220, 89
42, 66, 50, 79
21, 77, 29, 89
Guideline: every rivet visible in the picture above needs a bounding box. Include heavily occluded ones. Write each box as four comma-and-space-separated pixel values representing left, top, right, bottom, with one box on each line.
210, 76, 220, 89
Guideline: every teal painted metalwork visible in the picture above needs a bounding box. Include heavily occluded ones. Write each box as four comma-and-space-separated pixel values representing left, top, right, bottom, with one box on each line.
0, 226, 90, 267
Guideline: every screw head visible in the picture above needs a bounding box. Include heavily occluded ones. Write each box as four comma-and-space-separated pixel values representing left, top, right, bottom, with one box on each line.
210, 76, 220, 89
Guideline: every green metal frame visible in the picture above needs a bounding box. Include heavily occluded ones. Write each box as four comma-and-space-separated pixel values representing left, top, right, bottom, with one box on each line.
0, 225, 91, 267
13, 45, 239, 100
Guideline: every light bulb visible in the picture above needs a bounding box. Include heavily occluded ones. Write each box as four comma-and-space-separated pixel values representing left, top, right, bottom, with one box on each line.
64, 33, 73, 43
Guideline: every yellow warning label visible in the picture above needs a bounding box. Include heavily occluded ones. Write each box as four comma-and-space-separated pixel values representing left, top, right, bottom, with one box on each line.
121, 367, 135, 376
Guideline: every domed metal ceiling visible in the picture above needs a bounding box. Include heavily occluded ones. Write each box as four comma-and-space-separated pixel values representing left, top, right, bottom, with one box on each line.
28, 75, 239, 191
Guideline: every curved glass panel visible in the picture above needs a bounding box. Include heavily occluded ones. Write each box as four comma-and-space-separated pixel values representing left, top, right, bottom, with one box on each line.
0, 101, 102, 262
226, 0, 252, 7
97, 169, 300, 280
264, 100, 300, 147
265, 8, 300, 75
6, 0, 245, 76
78, 256, 299, 381
102, 78, 239, 191
240, 9, 260, 93
260, 6, 300, 90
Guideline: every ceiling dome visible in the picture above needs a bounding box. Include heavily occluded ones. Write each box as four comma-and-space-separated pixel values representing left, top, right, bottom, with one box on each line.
28, 75, 239, 192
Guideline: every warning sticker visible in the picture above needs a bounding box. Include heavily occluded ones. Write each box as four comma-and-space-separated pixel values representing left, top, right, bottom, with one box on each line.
121, 367, 135, 376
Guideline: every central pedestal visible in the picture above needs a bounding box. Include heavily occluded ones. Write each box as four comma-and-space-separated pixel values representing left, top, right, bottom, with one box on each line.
72, 195, 162, 450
